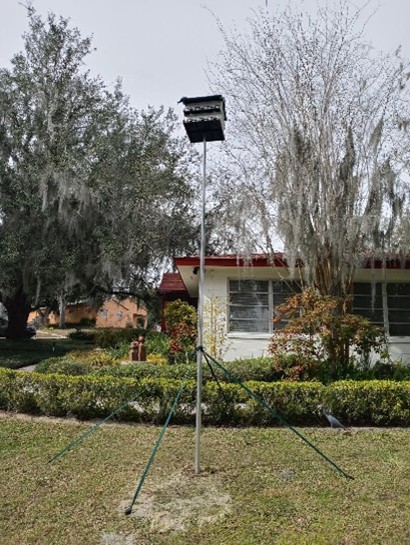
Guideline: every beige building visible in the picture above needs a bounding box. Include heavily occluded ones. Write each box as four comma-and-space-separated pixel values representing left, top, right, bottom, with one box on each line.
29, 297, 147, 329
96, 298, 147, 329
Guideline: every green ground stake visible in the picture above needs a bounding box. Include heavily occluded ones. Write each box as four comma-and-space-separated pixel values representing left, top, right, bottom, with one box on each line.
48, 391, 144, 463
201, 348, 354, 480
124, 380, 186, 515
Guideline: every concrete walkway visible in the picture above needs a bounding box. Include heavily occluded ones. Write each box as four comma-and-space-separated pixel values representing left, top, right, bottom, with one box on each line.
35, 330, 73, 339
17, 364, 37, 372
8, 329, 73, 372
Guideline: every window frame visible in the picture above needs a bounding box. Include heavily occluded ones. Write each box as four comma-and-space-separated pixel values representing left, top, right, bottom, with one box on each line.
227, 278, 300, 334
353, 282, 410, 337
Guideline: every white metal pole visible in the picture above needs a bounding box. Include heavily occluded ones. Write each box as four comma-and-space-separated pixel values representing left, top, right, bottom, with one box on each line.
195, 136, 206, 475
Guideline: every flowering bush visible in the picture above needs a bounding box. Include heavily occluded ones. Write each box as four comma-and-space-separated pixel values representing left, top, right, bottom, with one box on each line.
164, 300, 197, 363
167, 322, 197, 363
269, 288, 389, 381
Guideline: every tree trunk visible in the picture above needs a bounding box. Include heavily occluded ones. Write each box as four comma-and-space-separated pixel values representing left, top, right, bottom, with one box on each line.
4, 287, 30, 340
58, 292, 66, 329
37, 307, 51, 327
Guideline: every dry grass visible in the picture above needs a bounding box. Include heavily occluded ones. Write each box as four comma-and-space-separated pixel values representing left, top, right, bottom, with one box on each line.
0, 413, 409, 545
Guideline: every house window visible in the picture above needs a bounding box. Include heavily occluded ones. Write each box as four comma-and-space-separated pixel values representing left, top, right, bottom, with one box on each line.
386, 283, 410, 335
228, 279, 300, 333
352, 283, 384, 327
353, 283, 410, 336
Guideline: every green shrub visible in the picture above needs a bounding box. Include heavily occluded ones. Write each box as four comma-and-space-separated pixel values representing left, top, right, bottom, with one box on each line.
1, 368, 408, 426
222, 355, 410, 384
36, 357, 90, 376
0, 369, 41, 414
0, 358, 29, 370
164, 300, 197, 330
240, 381, 324, 426
105, 332, 171, 362
0, 368, 15, 408
107, 340, 130, 361
145, 332, 170, 358
202, 381, 248, 425
94, 328, 145, 349
68, 329, 96, 342
96, 359, 279, 383
146, 353, 168, 365
35, 350, 118, 375
323, 380, 410, 425
32, 347, 410, 389
94, 362, 197, 381
95, 356, 305, 383
347, 360, 410, 381
65, 349, 118, 368
221, 357, 281, 382
0, 368, 196, 423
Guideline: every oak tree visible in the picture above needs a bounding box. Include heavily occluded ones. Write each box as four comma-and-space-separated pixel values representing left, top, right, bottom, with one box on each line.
0, 7, 197, 338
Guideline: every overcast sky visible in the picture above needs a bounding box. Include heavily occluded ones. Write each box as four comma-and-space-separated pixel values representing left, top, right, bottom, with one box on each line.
0, 0, 409, 117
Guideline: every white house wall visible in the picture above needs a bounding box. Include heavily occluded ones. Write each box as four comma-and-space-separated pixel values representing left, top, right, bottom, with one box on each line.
177, 263, 410, 363
197, 265, 410, 363
223, 334, 410, 363
202, 265, 292, 361
386, 339, 410, 363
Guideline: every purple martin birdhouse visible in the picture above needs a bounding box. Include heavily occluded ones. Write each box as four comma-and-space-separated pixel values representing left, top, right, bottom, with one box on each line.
179, 95, 226, 143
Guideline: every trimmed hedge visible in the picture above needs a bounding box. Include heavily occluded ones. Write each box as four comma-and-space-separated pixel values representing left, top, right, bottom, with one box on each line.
322, 380, 410, 425
94, 363, 198, 381
35, 357, 91, 376
0, 369, 196, 423
33, 352, 410, 383
91, 358, 281, 383
1, 369, 409, 426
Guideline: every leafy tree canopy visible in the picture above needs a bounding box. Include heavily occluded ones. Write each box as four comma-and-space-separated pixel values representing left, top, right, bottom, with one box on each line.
0, 6, 198, 338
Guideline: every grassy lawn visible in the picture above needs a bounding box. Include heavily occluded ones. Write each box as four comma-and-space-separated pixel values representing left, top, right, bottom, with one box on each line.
0, 337, 94, 369
0, 415, 408, 545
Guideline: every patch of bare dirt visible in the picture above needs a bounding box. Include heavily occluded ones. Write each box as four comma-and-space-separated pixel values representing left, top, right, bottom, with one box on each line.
119, 470, 232, 533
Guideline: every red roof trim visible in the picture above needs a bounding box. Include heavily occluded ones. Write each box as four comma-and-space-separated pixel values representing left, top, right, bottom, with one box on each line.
174, 254, 410, 270
175, 254, 288, 268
